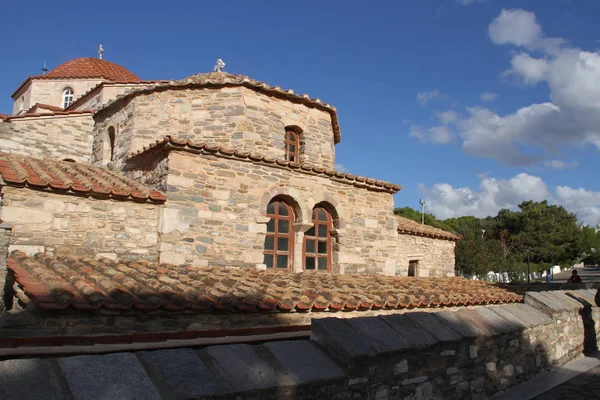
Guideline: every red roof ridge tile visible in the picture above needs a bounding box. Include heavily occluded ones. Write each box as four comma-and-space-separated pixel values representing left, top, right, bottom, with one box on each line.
25, 103, 65, 113
8, 251, 523, 313
12, 58, 140, 97
2, 110, 92, 121
0, 153, 166, 203
395, 215, 461, 241
127, 136, 403, 194
96, 72, 342, 144
65, 80, 167, 111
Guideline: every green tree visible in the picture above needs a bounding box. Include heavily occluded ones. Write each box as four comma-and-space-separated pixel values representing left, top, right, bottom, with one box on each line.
581, 226, 600, 265
393, 207, 455, 232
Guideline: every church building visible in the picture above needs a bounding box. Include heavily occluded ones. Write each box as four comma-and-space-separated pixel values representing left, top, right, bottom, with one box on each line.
0, 53, 461, 339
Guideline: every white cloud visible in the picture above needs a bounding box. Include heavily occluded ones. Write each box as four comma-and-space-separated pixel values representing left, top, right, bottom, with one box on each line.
480, 92, 497, 102
506, 52, 549, 85
334, 163, 349, 172
409, 125, 454, 144
410, 9, 600, 166
436, 110, 458, 124
417, 90, 442, 106
456, 0, 486, 5
419, 173, 600, 225
488, 9, 565, 54
543, 160, 578, 170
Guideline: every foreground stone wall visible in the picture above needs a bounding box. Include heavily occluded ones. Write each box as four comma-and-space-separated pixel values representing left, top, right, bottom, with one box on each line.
0, 187, 160, 260
0, 288, 597, 400
0, 115, 94, 162
0, 224, 11, 311
157, 151, 398, 274
94, 86, 336, 170
396, 234, 456, 277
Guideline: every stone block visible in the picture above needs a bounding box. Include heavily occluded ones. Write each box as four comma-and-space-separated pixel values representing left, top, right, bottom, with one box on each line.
264, 340, 345, 385
139, 348, 230, 399
542, 291, 585, 310
0, 358, 64, 400
475, 306, 523, 333
405, 311, 462, 342
346, 316, 412, 354
454, 308, 502, 336
501, 303, 552, 327
8, 244, 45, 256
202, 344, 294, 392
311, 317, 376, 363
434, 311, 481, 338
380, 313, 438, 348
58, 352, 161, 400
525, 291, 569, 314
565, 289, 597, 306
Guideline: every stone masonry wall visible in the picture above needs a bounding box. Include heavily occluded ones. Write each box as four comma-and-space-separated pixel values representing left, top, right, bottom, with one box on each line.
0, 187, 160, 261
93, 86, 336, 170
1, 288, 598, 400
12, 78, 104, 114
157, 151, 399, 275
0, 223, 11, 311
396, 234, 456, 277
0, 115, 94, 162
91, 98, 136, 166
71, 84, 145, 112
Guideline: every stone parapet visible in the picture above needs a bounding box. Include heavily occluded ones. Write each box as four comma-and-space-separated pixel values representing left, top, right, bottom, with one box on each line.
0, 288, 598, 399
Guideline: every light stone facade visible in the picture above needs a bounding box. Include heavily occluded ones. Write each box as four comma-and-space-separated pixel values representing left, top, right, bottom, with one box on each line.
0, 114, 94, 162
0, 187, 160, 261
396, 234, 456, 277
93, 86, 336, 170
150, 151, 399, 274
12, 78, 105, 114
1, 59, 458, 277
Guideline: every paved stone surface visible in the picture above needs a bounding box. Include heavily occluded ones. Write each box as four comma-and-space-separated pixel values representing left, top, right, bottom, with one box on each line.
0, 358, 64, 400
381, 313, 438, 348
534, 364, 600, 399
140, 348, 230, 399
502, 303, 553, 326
455, 308, 500, 336
58, 352, 162, 400
405, 311, 462, 342
552, 266, 600, 283
488, 304, 530, 330
202, 343, 294, 392
264, 340, 345, 385
311, 317, 375, 362
526, 291, 569, 314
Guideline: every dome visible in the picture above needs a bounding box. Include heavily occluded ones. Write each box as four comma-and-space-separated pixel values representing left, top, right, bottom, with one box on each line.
42, 57, 140, 82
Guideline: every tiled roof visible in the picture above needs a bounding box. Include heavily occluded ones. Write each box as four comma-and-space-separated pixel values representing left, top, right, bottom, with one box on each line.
2, 110, 92, 121
0, 113, 9, 119
0, 153, 166, 203
128, 136, 402, 194
8, 251, 523, 312
12, 58, 140, 97
98, 72, 342, 144
26, 103, 64, 113
65, 80, 164, 111
396, 215, 460, 241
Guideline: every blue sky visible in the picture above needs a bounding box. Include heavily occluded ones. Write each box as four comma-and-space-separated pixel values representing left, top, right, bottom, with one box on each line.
2, 0, 600, 225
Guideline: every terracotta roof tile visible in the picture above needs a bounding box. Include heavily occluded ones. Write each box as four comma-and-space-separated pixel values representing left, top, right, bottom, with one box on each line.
98, 72, 342, 144
128, 136, 402, 194
396, 215, 461, 241
0, 153, 166, 203
2, 110, 92, 121
8, 251, 523, 312
12, 58, 140, 97
25, 103, 64, 113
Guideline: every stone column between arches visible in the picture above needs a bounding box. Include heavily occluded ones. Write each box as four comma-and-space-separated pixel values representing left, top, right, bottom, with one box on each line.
292, 222, 314, 273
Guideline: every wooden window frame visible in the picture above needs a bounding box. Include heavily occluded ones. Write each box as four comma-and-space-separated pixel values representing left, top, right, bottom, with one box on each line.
263, 201, 295, 271
303, 207, 332, 272
284, 130, 300, 163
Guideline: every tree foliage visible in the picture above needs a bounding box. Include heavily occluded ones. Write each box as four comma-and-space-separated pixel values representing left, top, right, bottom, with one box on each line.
397, 201, 592, 281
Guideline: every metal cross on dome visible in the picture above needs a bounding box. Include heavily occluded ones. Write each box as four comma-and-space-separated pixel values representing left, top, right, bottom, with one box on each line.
98, 44, 104, 60
214, 58, 225, 72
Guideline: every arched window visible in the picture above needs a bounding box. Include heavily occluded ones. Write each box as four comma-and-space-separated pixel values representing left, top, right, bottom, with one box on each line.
264, 200, 295, 270
284, 129, 300, 162
102, 127, 116, 164
303, 207, 333, 272
62, 88, 74, 109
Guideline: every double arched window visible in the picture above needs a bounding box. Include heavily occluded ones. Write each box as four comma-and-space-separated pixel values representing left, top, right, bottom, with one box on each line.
263, 199, 334, 272
303, 207, 333, 272
62, 88, 74, 109
263, 200, 295, 270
